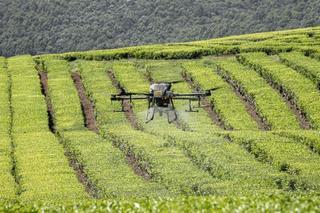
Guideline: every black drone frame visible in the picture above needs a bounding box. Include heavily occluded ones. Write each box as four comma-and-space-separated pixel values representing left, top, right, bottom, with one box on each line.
110, 88, 219, 113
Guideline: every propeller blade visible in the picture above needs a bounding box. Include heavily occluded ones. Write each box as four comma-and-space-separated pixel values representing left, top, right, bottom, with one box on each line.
207, 87, 222, 91
168, 80, 184, 84
127, 92, 150, 96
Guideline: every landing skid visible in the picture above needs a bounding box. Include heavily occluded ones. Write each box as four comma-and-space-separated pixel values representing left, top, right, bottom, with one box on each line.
145, 106, 177, 123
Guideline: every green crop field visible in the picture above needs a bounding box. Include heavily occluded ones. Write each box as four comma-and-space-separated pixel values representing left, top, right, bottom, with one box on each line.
1, 27, 320, 211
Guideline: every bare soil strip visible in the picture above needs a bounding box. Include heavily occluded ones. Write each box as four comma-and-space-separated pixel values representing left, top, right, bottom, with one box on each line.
237, 57, 311, 129
279, 89, 311, 130
7, 61, 22, 195
215, 68, 271, 131
37, 71, 100, 198
61, 145, 101, 198
39, 72, 56, 133
71, 72, 98, 133
107, 70, 142, 130
107, 70, 152, 180
182, 72, 231, 130
270, 55, 311, 129
126, 152, 152, 180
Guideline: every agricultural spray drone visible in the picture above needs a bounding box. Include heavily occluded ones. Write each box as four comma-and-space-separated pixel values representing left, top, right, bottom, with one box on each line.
111, 81, 220, 123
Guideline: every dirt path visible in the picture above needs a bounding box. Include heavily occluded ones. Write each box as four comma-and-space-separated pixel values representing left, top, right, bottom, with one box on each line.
277, 86, 311, 129
182, 72, 231, 130
39, 72, 56, 133
71, 72, 98, 133
107, 70, 152, 180
217, 71, 271, 130
38, 71, 100, 198
107, 70, 142, 130
238, 56, 311, 130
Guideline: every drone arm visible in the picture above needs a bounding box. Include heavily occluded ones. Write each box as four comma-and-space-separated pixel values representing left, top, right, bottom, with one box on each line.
171, 97, 199, 100
172, 91, 211, 97
111, 96, 149, 101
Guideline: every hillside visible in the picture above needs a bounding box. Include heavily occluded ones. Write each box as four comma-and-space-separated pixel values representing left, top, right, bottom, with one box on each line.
1, 0, 320, 56
1, 27, 320, 211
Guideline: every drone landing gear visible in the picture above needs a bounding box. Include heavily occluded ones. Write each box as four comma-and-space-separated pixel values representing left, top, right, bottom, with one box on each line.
167, 110, 177, 124
185, 99, 198, 112
145, 106, 177, 124
146, 107, 155, 123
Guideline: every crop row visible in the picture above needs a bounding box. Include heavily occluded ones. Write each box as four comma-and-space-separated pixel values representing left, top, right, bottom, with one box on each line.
279, 51, 320, 88
219, 131, 320, 190
274, 131, 320, 155
2, 193, 320, 212
238, 52, 320, 129
58, 45, 241, 61
7, 56, 87, 202
213, 57, 300, 130
181, 61, 259, 130
42, 58, 167, 198
0, 57, 16, 201
49, 27, 320, 61
110, 61, 297, 194
139, 61, 315, 192
138, 60, 320, 191
79, 60, 224, 195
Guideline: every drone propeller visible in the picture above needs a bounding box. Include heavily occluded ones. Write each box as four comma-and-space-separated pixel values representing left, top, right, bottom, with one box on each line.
125, 92, 150, 96
113, 91, 149, 96
206, 87, 222, 92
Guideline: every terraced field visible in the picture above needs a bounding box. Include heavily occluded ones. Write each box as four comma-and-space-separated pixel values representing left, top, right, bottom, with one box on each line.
1, 27, 320, 211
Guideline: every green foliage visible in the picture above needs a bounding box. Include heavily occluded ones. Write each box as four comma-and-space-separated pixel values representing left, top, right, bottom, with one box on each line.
238, 52, 320, 129
0, 136, 15, 201
182, 61, 258, 130
3, 27, 320, 207
2, 194, 320, 212
279, 51, 320, 87
80, 61, 219, 195
14, 132, 87, 202
0, 58, 16, 200
7, 55, 87, 202
43, 26, 320, 61
44, 59, 85, 131
275, 131, 320, 155
214, 57, 300, 130
60, 130, 168, 198
2, 0, 320, 57
44, 59, 168, 198
222, 131, 320, 190
8, 56, 48, 133
111, 60, 289, 195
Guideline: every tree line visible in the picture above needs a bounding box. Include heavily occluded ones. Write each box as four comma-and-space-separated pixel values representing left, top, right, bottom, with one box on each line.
1, 0, 320, 56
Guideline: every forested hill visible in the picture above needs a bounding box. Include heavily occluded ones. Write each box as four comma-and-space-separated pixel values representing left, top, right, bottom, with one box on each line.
1, 0, 320, 57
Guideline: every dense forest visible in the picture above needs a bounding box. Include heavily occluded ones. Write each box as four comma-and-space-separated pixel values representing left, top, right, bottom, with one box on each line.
1, 0, 320, 56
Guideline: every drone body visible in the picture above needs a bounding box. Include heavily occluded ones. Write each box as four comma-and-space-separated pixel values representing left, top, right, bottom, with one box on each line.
111, 82, 218, 123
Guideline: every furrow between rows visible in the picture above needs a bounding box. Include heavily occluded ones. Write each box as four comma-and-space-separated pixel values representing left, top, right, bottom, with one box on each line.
237, 52, 319, 129
42, 57, 168, 198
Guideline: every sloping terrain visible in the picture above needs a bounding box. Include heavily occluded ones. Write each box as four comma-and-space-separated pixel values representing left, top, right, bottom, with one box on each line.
1, 27, 320, 210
